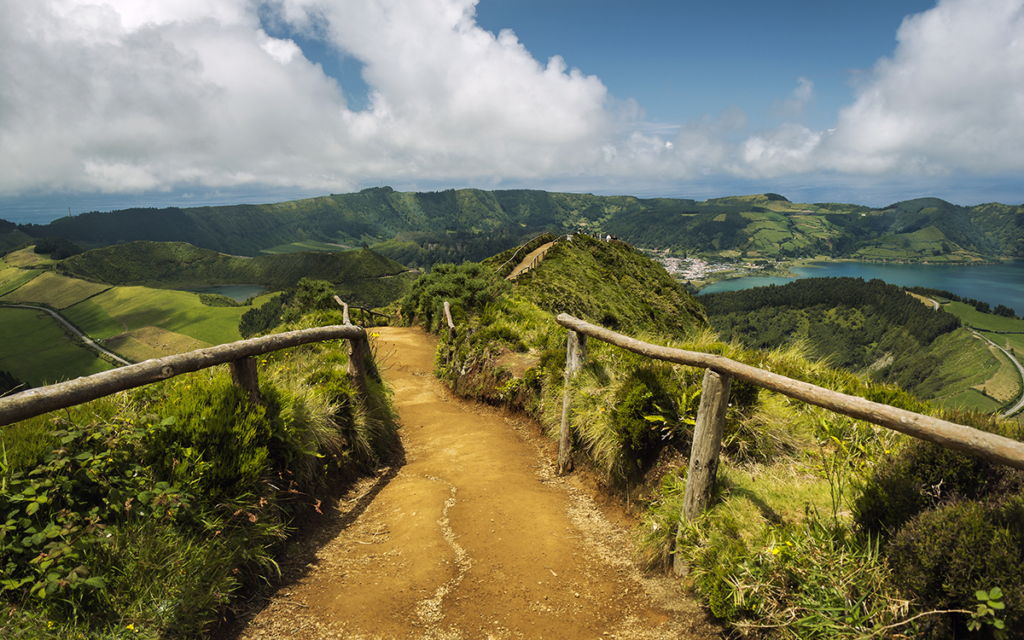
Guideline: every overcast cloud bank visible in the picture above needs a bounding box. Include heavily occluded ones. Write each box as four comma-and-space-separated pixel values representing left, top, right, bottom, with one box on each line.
1, 0, 1022, 207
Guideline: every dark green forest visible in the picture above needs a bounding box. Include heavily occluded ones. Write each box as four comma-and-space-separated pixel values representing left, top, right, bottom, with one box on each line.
701, 277, 963, 394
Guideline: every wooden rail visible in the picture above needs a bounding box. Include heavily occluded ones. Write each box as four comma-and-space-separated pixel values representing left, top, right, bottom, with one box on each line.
555, 313, 1024, 521
0, 324, 368, 428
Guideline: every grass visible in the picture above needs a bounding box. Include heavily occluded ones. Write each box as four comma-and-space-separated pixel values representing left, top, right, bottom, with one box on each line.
63, 286, 251, 346
259, 240, 353, 254
0, 307, 114, 386
0, 310, 400, 639
944, 301, 1024, 332
104, 327, 213, 362
0, 272, 110, 309
3, 247, 52, 268
0, 267, 42, 297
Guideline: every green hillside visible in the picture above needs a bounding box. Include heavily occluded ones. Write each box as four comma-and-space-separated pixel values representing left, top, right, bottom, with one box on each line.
12, 188, 1023, 263
59, 241, 409, 292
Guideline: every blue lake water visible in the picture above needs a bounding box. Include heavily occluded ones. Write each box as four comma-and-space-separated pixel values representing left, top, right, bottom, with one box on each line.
182, 285, 269, 302
699, 261, 1024, 315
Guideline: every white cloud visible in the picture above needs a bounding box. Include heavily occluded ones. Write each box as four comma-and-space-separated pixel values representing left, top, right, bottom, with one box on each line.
1, 0, 1023, 201
0, 0, 611, 196
820, 0, 1024, 175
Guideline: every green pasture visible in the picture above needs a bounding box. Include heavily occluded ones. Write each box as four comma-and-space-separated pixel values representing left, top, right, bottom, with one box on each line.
938, 388, 1004, 413
0, 307, 113, 386
0, 271, 109, 309
0, 267, 40, 297
260, 240, 352, 254
945, 301, 1024, 332
2, 247, 51, 268
63, 286, 253, 346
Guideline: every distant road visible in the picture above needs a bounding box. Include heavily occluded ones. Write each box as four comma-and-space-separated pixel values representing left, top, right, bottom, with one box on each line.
971, 330, 1024, 418
2, 303, 131, 366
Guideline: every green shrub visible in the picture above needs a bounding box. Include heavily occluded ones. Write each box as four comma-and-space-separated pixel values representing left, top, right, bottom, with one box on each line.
612, 367, 684, 469
400, 262, 509, 332
887, 496, 1024, 638
855, 439, 1022, 537
144, 375, 286, 503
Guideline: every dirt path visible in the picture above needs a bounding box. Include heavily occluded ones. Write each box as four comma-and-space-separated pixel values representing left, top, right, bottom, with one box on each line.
226, 326, 718, 639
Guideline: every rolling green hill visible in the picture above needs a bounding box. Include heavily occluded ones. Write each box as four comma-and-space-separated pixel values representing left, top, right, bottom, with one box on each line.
58, 240, 409, 291
10, 188, 1024, 264
700, 277, 1024, 411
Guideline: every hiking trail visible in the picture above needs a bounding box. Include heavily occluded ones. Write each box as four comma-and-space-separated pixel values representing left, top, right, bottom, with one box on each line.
222, 326, 719, 639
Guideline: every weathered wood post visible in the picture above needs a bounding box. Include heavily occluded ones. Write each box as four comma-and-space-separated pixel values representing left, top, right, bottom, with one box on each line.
229, 357, 262, 405
335, 296, 368, 402
673, 368, 731, 576
558, 330, 587, 475
683, 369, 732, 519
443, 301, 456, 364
335, 296, 351, 325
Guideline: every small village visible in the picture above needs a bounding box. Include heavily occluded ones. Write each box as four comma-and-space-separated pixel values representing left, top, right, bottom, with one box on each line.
652, 254, 769, 282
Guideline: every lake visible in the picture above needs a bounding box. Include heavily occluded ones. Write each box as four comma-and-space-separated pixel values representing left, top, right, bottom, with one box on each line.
699, 261, 1024, 315
182, 285, 269, 302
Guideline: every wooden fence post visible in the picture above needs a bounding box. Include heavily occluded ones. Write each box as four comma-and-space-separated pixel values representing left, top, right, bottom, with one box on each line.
335, 295, 367, 401
673, 368, 731, 577
558, 330, 587, 475
335, 296, 351, 325
229, 356, 262, 405
443, 301, 456, 364
683, 369, 732, 520
347, 335, 369, 402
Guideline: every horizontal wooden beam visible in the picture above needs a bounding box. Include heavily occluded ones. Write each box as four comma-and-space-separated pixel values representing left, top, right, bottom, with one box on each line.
556, 313, 1024, 471
0, 325, 367, 428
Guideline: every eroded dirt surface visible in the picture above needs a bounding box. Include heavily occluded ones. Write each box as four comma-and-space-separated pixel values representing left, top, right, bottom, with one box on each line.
225, 326, 720, 639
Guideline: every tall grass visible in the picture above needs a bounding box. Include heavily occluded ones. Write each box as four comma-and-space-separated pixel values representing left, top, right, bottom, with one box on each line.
0, 311, 400, 639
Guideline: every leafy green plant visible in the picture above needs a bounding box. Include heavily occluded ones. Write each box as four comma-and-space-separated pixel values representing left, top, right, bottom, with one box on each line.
969, 587, 1007, 639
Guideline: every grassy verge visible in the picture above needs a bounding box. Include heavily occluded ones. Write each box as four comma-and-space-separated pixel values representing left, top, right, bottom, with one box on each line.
0, 311, 400, 639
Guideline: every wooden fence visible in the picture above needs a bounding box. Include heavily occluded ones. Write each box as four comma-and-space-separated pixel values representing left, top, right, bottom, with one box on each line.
554, 313, 1024, 523
0, 306, 371, 428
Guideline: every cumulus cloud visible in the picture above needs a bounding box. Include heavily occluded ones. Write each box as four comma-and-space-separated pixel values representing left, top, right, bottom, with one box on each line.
0, 0, 610, 195
0, 0, 1022, 200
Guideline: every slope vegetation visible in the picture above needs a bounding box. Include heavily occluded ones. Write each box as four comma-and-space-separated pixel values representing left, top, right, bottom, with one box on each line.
404, 237, 1024, 639
59, 241, 409, 290
11, 188, 1024, 262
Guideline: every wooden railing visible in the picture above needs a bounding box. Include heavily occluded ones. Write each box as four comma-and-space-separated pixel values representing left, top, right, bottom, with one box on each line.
0, 306, 372, 428
555, 313, 1024, 522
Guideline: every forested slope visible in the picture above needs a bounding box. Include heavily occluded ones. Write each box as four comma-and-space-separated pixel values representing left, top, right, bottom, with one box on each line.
58, 241, 408, 289
701, 277, 972, 398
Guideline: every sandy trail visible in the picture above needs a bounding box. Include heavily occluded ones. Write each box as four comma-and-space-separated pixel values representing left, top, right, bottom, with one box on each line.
227, 326, 718, 639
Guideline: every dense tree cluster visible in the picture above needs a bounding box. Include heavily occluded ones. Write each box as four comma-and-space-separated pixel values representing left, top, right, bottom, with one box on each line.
702, 277, 962, 392
32, 237, 84, 259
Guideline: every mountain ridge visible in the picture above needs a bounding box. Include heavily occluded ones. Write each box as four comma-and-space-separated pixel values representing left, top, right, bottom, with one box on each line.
4, 189, 1023, 265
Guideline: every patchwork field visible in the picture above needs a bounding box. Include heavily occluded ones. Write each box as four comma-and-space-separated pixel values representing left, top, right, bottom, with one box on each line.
0, 307, 113, 386
260, 240, 353, 254
103, 326, 214, 362
63, 286, 253, 345
0, 272, 109, 309
0, 266, 41, 297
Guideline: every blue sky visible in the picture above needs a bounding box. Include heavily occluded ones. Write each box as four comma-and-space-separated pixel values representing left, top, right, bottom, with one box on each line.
2, 0, 1023, 224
